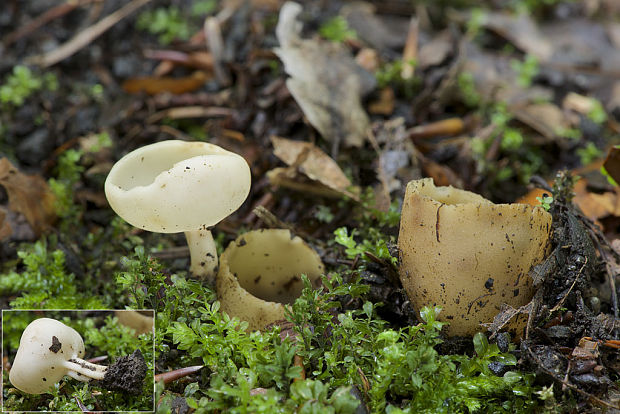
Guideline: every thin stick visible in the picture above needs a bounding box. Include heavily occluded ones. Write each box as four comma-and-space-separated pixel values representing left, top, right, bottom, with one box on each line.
154, 365, 204, 385
4, 0, 96, 45
400, 17, 418, 80
29, 0, 152, 67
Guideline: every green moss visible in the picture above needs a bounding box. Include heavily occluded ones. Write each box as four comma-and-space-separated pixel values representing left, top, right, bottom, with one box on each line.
319, 16, 357, 43
0, 65, 57, 108
0, 239, 107, 309
510, 55, 539, 88
137, 7, 192, 45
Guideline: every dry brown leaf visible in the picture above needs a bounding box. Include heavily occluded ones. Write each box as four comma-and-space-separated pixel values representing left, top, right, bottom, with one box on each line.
407, 118, 465, 140
484, 302, 533, 339
603, 146, 620, 186
341, 2, 408, 50
274, 2, 374, 149
0, 208, 12, 241
122, 71, 210, 95
368, 87, 395, 115
572, 338, 600, 360
461, 41, 553, 106
512, 102, 568, 139
479, 11, 552, 60
0, 158, 56, 237
355, 48, 379, 73
419, 156, 463, 188
418, 30, 453, 69
571, 178, 620, 225
563, 92, 608, 116
270, 136, 358, 199
267, 167, 349, 199
516, 187, 548, 206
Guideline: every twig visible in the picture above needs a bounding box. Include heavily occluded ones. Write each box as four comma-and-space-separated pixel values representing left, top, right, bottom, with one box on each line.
400, 17, 418, 80
28, 0, 152, 67
252, 206, 296, 234
154, 365, 204, 385
4, 0, 97, 45
204, 16, 230, 86
151, 246, 190, 260
146, 106, 234, 124
550, 257, 587, 313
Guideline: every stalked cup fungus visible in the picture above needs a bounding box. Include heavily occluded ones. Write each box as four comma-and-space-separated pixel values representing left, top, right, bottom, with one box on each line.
105, 140, 251, 283
398, 178, 552, 337
217, 229, 324, 331
9, 318, 108, 394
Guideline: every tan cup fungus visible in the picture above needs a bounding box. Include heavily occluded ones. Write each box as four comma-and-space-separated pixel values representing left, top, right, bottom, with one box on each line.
217, 229, 324, 331
398, 178, 552, 337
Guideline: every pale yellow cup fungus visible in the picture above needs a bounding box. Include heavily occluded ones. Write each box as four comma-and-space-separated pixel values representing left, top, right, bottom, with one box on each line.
217, 229, 324, 331
114, 310, 154, 336
398, 178, 552, 337
105, 140, 251, 284
9, 318, 108, 394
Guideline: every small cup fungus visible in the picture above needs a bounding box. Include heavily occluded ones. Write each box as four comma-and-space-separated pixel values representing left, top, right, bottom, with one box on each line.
217, 229, 324, 331
398, 178, 552, 337
9, 318, 108, 394
105, 140, 251, 283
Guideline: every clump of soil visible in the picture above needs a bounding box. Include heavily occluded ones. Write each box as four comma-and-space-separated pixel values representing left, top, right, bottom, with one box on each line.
99, 349, 147, 395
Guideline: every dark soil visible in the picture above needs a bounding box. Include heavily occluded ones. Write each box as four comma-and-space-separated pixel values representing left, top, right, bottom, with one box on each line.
100, 349, 147, 395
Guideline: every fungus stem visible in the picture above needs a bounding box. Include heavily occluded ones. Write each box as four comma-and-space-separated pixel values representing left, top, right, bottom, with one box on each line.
66, 371, 90, 382
185, 230, 218, 284
62, 358, 107, 381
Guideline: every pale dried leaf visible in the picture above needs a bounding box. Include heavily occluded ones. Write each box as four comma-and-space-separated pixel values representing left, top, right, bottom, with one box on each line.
418, 30, 453, 69
512, 103, 568, 139
267, 167, 350, 199
480, 11, 552, 60
274, 2, 374, 149
341, 2, 408, 50
271, 136, 358, 199
484, 302, 532, 338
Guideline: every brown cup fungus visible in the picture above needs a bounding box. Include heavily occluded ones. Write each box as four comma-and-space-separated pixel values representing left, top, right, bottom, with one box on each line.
105, 140, 251, 284
217, 229, 324, 331
398, 178, 552, 337
9, 318, 108, 394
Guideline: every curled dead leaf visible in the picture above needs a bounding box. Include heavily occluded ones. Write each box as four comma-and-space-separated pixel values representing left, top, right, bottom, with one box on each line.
270, 136, 359, 200
274, 2, 374, 149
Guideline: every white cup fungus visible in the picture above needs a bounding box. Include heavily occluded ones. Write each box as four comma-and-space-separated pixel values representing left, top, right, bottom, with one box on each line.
105, 140, 251, 283
9, 318, 108, 394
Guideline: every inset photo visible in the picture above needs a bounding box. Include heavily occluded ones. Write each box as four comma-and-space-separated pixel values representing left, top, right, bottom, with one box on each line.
2, 309, 154, 412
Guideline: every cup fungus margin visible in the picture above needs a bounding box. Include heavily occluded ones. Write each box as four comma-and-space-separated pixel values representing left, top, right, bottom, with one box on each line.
216, 229, 324, 331
398, 178, 553, 337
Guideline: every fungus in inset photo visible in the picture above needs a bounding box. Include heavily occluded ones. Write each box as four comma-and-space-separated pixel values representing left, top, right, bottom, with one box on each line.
2, 309, 154, 412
